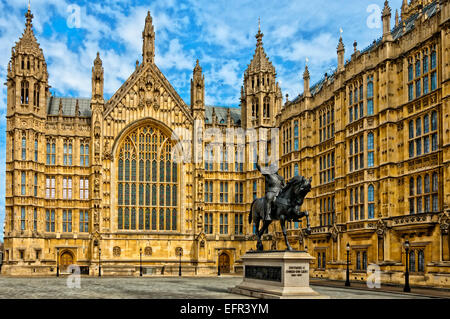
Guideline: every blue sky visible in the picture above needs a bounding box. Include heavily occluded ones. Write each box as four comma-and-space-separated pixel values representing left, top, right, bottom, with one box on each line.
0, 0, 404, 240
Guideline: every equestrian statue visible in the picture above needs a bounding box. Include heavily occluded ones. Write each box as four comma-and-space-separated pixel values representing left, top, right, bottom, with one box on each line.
249, 159, 312, 251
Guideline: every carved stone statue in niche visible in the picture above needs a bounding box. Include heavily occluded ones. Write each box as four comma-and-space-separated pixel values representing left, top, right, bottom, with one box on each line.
103, 142, 111, 160
198, 182, 203, 199
153, 88, 160, 110
330, 224, 339, 242
95, 139, 100, 155
376, 220, 388, 238
94, 209, 99, 223
145, 73, 153, 89
439, 212, 449, 235
138, 81, 145, 108
94, 177, 100, 197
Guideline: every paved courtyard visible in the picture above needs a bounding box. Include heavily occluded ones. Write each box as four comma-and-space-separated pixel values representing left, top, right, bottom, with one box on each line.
0, 276, 435, 299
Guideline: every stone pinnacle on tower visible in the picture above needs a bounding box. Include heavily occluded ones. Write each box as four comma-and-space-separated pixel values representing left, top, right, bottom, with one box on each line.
143, 11, 155, 64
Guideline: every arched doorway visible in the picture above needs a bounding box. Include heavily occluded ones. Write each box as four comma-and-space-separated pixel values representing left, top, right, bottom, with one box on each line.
219, 253, 230, 274
60, 251, 74, 272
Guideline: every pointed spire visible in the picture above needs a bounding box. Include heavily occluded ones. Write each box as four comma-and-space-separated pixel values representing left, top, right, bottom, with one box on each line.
382, 0, 391, 17
247, 20, 274, 74
191, 59, 204, 110
92, 52, 104, 100
337, 36, 345, 52
401, 0, 408, 20
94, 51, 102, 66
395, 9, 399, 27
194, 59, 202, 74
13, 3, 45, 62
382, 1, 393, 41
143, 11, 155, 64
303, 60, 311, 98
256, 18, 264, 48
25, 1, 33, 30
303, 59, 310, 79
337, 35, 345, 72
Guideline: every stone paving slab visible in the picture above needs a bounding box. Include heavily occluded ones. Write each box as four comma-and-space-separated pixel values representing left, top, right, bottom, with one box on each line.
310, 278, 450, 299
0, 277, 433, 299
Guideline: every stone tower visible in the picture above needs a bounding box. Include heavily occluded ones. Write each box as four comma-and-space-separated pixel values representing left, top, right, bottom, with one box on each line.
241, 23, 282, 130
5, 5, 49, 240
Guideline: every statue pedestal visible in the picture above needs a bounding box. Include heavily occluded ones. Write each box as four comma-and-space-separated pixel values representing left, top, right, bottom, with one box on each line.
230, 251, 329, 299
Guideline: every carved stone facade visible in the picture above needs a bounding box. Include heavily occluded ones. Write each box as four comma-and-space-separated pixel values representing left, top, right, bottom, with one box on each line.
278, 0, 450, 287
2, 1, 450, 287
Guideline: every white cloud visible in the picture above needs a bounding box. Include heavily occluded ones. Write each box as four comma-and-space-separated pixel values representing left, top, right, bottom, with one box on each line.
156, 39, 195, 71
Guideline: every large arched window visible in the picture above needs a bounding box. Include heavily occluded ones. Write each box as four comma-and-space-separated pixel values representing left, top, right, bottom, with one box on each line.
117, 125, 179, 231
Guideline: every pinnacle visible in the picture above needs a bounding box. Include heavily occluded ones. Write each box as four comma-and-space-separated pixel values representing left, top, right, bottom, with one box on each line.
382, 0, 391, 16
337, 36, 345, 51
247, 23, 274, 74
25, 6, 33, 30
15, 6, 42, 58
194, 59, 202, 73
94, 52, 103, 66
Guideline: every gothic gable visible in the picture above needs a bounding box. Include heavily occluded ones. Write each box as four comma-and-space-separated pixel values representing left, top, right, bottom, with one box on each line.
104, 63, 193, 126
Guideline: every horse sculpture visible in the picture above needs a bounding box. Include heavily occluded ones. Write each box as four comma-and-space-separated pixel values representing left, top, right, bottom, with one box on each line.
249, 175, 312, 251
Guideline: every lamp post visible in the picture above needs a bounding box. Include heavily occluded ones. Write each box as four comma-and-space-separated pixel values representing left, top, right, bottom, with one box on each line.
140, 248, 143, 277
98, 247, 102, 277
175, 247, 182, 277
345, 243, 351, 287
178, 251, 182, 277
217, 250, 221, 277
404, 240, 411, 293
56, 247, 60, 277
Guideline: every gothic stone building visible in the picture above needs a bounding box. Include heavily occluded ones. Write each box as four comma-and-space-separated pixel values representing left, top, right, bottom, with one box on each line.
3, 0, 450, 287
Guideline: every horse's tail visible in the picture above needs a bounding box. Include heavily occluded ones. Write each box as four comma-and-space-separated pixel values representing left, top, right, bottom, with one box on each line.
249, 200, 256, 224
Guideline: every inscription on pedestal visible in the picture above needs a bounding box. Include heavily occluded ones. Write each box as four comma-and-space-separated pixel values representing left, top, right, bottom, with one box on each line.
245, 266, 282, 282
286, 266, 308, 277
